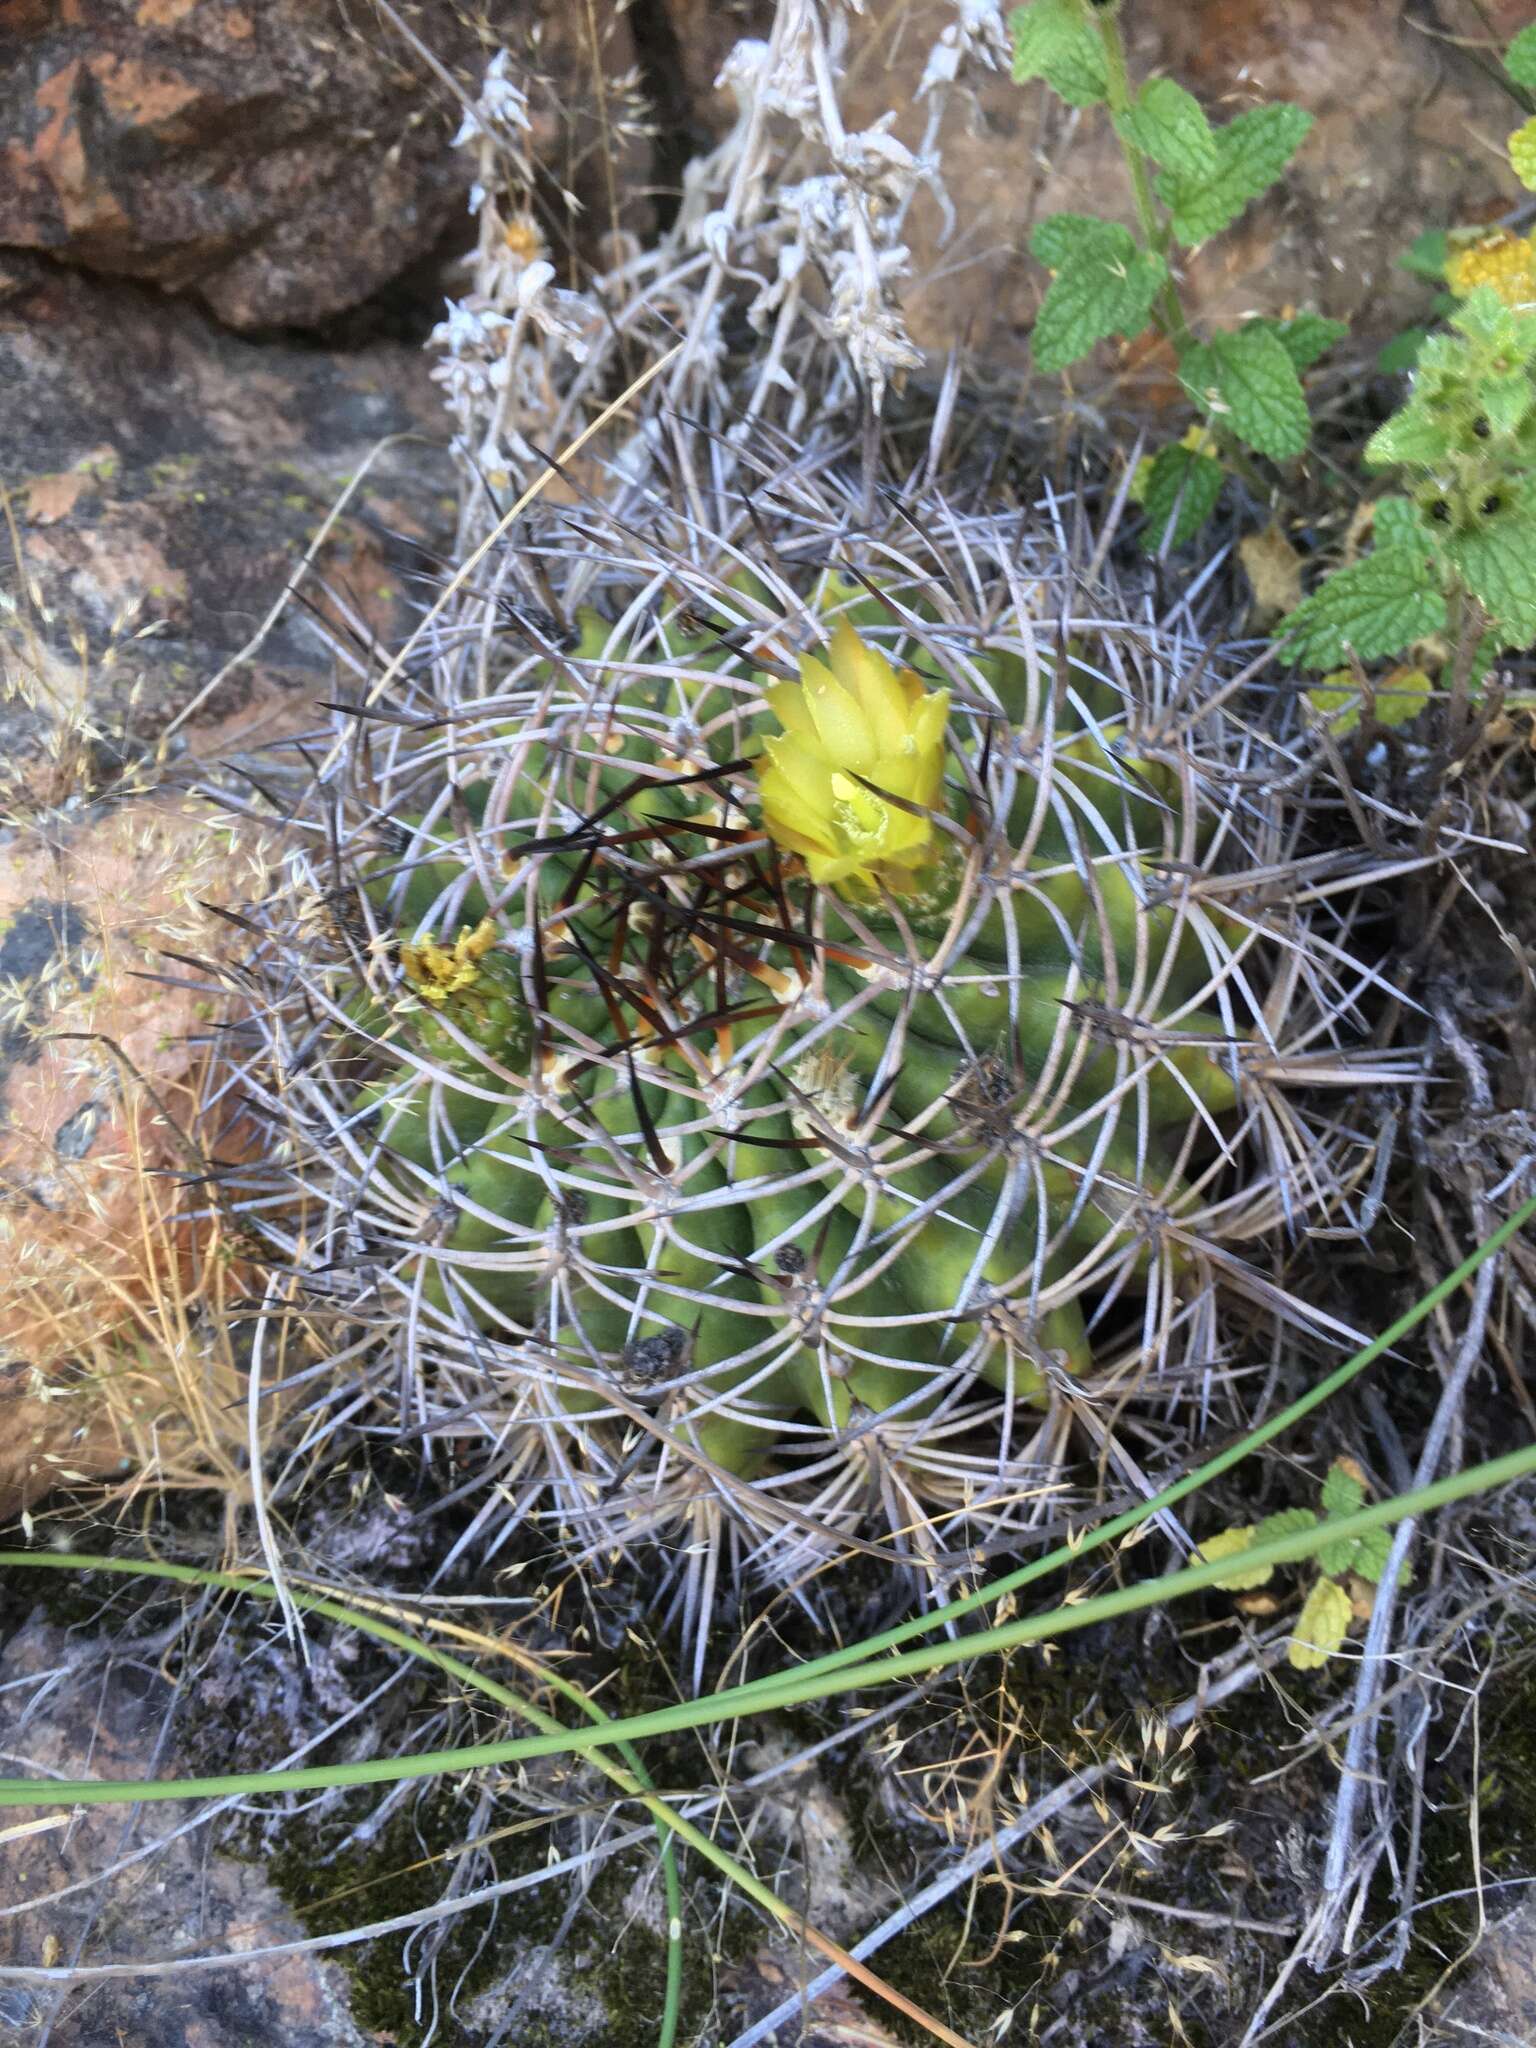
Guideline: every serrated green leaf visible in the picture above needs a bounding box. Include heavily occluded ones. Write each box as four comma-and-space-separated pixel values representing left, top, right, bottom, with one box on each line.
1452, 286, 1536, 361
1289, 1576, 1353, 1670
1255, 1507, 1320, 1546
1251, 313, 1348, 370
1031, 211, 1116, 271
1377, 329, 1428, 374
1009, 0, 1109, 106
1353, 1525, 1411, 1588
1373, 497, 1429, 548
1482, 368, 1536, 439
1279, 545, 1447, 669
1117, 76, 1216, 177
1397, 229, 1447, 284
1505, 23, 1536, 91
1195, 1525, 1274, 1591
1177, 338, 1216, 412
1509, 118, 1536, 191
1365, 402, 1460, 470
1307, 665, 1432, 737
1317, 1534, 1361, 1577
1321, 1460, 1366, 1518
1445, 485, 1536, 646
1030, 217, 1167, 372
1159, 102, 1313, 247
1139, 442, 1225, 549
1202, 326, 1311, 458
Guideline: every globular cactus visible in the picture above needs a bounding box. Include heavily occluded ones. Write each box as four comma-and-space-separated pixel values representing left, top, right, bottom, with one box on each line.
236, 466, 1396, 1653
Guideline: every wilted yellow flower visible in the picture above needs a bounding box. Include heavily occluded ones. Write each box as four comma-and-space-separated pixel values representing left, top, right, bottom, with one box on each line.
757, 618, 950, 892
400, 916, 498, 1004
1445, 228, 1536, 308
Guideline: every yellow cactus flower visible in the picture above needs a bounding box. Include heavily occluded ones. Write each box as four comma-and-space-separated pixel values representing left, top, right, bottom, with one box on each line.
757, 618, 950, 893
400, 916, 498, 1004
1444, 228, 1536, 309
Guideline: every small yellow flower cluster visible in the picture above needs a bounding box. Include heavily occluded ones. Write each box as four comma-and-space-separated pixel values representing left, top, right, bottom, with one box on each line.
757, 618, 950, 893
400, 916, 498, 1004
1445, 228, 1536, 309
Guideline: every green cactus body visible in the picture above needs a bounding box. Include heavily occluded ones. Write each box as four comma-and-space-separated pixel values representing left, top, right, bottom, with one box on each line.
230, 462, 1397, 1632
340, 568, 1256, 1511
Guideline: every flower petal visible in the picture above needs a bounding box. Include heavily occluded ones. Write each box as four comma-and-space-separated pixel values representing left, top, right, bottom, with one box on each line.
800, 657, 875, 766
828, 618, 908, 754
762, 678, 819, 746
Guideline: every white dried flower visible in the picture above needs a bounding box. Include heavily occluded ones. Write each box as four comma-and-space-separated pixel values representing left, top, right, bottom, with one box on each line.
834, 123, 934, 217
453, 49, 533, 151
429, 299, 510, 361
691, 209, 736, 264
715, 38, 772, 105
918, 0, 1011, 97
514, 261, 601, 363
824, 253, 923, 408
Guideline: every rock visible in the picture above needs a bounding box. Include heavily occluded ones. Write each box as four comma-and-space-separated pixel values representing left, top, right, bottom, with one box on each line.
0, 0, 469, 329
0, 252, 456, 786
0, 795, 270, 1524
0, 1, 653, 332
0, 1611, 377, 2047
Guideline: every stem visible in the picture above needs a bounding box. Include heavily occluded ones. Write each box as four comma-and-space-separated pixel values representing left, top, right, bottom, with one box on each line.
1089, 0, 1195, 354
1087, 1, 1278, 501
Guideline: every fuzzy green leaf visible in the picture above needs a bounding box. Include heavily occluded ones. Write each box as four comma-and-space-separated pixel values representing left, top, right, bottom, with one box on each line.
1140, 442, 1225, 549
1317, 1532, 1361, 1577
1509, 118, 1536, 191
1321, 1460, 1365, 1518
1117, 76, 1216, 177
1290, 1576, 1354, 1669
1195, 1525, 1273, 1591
1444, 484, 1536, 645
1365, 400, 1458, 471
1255, 1507, 1321, 1547
1009, 0, 1108, 106
1452, 285, 1536, 361
1252, 313, 1348, 371
1482, 368, 1536, 440
1353, 1525, 1412, 1588
1372, 497, 1429, 548
1031, 211, 1112, 271
1505, 24, 1536, 91
1159, 103, 1313, 247
1280, 545, 1447, 669
1030, 215, 1167, 372
1198, 326, 1311, 458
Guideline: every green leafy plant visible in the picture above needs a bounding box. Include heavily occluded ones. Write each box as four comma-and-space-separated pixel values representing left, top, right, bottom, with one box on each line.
1010, 0, 1343, 548
1281, 29, 1536, 683
1195, 1456, 1411, 1669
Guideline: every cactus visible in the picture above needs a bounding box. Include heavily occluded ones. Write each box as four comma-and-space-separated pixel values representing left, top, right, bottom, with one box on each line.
232, 468, 1399, 1656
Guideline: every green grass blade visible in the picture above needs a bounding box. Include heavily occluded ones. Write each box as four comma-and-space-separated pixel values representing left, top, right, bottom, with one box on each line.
763, 1184, 1536, 1689
4, 1434, 1533, 1807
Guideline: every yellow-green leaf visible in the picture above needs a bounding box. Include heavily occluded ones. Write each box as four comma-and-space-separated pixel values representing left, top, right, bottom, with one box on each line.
1195, 1525, 1274, 1591
1289, 1576, 1353, 1670
1510, 119, 1536, 192
1320, 1458, 1366, 1518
